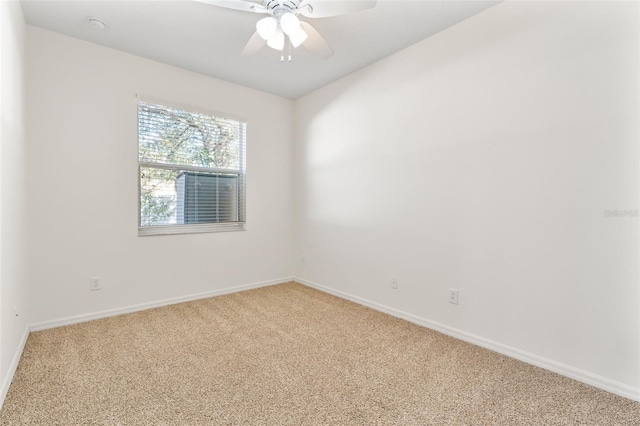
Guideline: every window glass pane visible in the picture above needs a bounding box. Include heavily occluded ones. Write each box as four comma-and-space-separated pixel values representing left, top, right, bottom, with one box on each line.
138, 102, 242, 170
140, 167, 241, 227
140, 167, 177, 226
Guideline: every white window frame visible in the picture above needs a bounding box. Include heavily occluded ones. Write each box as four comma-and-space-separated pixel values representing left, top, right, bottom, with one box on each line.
137, 95, 247, 237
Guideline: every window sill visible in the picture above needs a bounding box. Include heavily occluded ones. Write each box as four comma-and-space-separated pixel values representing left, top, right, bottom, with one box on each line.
138, 222, 246, 237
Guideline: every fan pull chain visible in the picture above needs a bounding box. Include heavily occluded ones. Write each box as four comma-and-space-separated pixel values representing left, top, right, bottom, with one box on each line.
281, 37, 292, 63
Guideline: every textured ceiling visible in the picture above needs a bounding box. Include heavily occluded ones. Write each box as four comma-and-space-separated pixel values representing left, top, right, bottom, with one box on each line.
21, 0, 500, 99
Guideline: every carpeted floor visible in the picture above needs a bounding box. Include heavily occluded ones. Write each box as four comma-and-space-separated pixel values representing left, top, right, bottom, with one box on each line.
0, 282, 638, 425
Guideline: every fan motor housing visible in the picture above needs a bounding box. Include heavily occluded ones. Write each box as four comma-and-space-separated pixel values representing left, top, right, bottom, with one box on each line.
264, 0, 301, 13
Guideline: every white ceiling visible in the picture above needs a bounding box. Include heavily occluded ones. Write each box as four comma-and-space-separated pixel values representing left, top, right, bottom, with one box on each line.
21, 0, 500, 99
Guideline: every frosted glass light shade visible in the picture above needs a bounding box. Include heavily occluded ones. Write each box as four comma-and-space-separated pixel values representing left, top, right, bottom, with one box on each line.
289, 28, 308, 48
267, 30, 285, 51
256, 17, 277, 40
280, 12, 301, 35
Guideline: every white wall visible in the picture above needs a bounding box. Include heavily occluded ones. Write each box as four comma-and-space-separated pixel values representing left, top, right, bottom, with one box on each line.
27, 27, 294, 326
0, 0, 30, 403
294, 1, 639, 399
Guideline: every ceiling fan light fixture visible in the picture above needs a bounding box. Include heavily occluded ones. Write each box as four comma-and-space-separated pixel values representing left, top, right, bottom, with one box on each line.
256, 17, 277, 40
280, 12, 301, 35
289, 28, 308, 48
200, 0, 374, 60
267, 30, 285, 51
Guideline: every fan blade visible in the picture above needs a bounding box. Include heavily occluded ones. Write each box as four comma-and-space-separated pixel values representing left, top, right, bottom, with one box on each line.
241, 31, 266, 56
298, 0, 376, 18
299, 22, 333, 59
194, 0, 268, 14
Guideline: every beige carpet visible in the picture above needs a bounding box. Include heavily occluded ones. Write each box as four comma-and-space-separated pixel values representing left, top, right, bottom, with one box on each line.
1, 282, 638, 425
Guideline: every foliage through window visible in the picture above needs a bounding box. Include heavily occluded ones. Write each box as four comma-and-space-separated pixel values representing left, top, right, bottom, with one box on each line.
138, 99, 246, 235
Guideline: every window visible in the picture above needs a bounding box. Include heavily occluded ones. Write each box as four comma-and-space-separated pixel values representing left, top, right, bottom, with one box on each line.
137, 98, 246, 236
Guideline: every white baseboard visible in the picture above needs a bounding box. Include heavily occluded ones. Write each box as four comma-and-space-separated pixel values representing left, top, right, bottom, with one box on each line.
0, 327, 29, 408
30, 277, 293, 332
295, 276, 640, 402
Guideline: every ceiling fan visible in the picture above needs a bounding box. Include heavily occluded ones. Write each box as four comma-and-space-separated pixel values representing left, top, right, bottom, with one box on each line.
195, 0, 377, 60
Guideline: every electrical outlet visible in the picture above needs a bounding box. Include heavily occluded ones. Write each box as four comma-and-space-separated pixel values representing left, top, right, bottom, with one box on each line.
301, 255, 306, 266
90, 277, 102, 291
391, 277, 398, 289
449, 288, 459, 305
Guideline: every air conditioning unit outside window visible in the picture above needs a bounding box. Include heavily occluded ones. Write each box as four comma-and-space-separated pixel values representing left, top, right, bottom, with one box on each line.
176, 172, 239, 224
